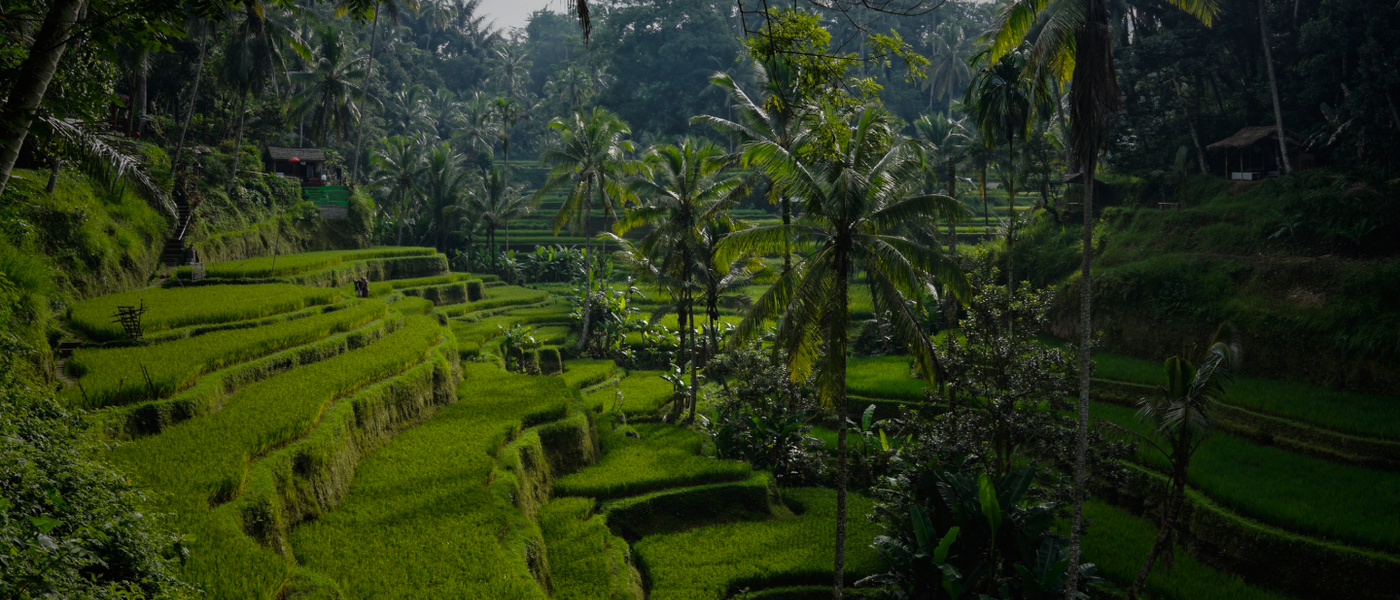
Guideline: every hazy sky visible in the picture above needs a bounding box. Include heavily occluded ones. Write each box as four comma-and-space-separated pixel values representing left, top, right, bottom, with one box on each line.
477, 0, 566, 32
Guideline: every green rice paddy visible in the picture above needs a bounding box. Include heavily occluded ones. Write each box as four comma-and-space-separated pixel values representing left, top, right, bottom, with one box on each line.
68, 283, 342, 341
554, 423, 751, 499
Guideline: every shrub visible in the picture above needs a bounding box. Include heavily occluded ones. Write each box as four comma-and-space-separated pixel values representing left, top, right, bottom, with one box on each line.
67, 283, 342, 342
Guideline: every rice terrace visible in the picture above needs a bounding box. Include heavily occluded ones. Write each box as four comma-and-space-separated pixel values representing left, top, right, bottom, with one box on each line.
2, 0, 1399, 599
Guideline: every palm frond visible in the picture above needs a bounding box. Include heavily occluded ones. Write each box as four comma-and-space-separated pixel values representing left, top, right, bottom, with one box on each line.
39, 116, 177, 219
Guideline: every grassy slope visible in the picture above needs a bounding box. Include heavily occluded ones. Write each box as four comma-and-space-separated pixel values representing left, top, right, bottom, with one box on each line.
1093, 401, 1400, 550
290, 364, 569, 598
67, 283, 342, 341
554, 423, 750, 499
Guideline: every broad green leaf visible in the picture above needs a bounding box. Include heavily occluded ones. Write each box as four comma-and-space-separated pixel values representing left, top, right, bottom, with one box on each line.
29, 515, 61, 534
978, 474, 1001, 539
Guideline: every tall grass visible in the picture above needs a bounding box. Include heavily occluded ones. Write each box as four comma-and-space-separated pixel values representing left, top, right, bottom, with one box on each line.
290, 364, 576, 598
554, 423, 750, 499
437, 285, 551, 317
846, 356, 927, 401
1093, 401, 1400, 550
190, 247, 435, 279
68, 283, 342, 341
584, 371, 672, 416
634, 488, 883, 600
1082, 500, 1294, 600
1093, 351, 1400, 440
109, 316, 446, 598
540, 497, 645, 600
562, 359, 618, 389
66, 300, 385, 408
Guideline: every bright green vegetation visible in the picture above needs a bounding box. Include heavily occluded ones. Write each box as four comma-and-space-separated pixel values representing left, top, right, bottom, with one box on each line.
188, 247, 435, 279
438, 285, 551, 316
1093, 401, 1400, 550
583, 370, 672, 416
66, 300, 386, 408
555, 423, 750, 499
67, 283, 342, 341
107, 315, 447, 596
1094, 351, 1400, 440
1082, 501, 1295, 600
634, 488, 883, 600
562, 359, 618, 389
846, 356, 926, 401
289, 364, 573, 598
540, 498, 645, 600
364, 273, 472, 295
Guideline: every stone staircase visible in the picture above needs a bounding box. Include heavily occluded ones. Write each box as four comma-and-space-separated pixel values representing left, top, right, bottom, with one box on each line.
160, 185, 195, 266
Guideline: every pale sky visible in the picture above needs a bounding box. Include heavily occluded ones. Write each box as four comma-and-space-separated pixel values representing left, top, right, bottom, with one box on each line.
477, 0, 566, 32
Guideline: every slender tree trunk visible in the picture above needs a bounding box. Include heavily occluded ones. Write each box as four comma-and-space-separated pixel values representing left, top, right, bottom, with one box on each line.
172, 22, 209, 175
575, 184, 595, 351
132, 50, 149, 137
980, 158, 989, 235
1126, 461, 1189, 600
1259, 0, 1292, 175
832, 249, 851, 600
46, 157, 61, 194
0, 0, 85, 197
1064, 157, 1097, 600
226, 90, 249, 194
1006, 139, 1016, 297
945, 157, 959, 328
350, 5, 381, 184
688, 295, 699, 422
781, 194, 792, 274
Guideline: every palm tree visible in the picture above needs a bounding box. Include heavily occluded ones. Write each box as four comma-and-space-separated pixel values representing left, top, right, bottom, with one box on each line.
963, 48, 1045, 295
487, 43, 532, 100
384, 84, 430, 136
339, 0, 419, 183
986, 0, 1220, 594
913, 112, 973, 327
921, 22, 972, 114
370, 134, 426, 245
545, 62, 597, 113
696, 219, 762, 356
536, 107, 633, 350
427, 87, 460, 141
290, 26, 368, 145
172, 17, 214, 175
452, 90, 501, 161
1100, 326, 1240, 600
693, 56, 808, 275
221, 0, 299, 194
722, 107, 970, 600
615, 138, 747, 421
471, 166, 533, 272
419, 141, 471, 252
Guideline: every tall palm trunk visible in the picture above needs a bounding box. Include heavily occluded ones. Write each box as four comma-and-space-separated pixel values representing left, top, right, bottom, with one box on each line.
781, 195, 792, 274
0, 0, 85, 197
945, 157, 959, 328
832, 248, 851, 600
226, 90, 250, 194
688, 295, 699, 422
1005, 139, 1017, 297
1126, 439, 1190, 600
980, 158, 989, 235
1258, 0, 1291, 175
575, 177, 597, 351
172, 22, 210, 174
350, 5, 381, 184
1064, 157, 1097, 600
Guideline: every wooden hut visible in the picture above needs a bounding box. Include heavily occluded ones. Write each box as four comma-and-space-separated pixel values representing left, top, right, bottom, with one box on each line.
1206, 126, 1315, 180
264, 147, 329, 186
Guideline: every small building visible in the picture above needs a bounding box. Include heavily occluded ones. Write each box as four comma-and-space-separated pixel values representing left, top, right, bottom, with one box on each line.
1206, 126, 1316, 180
264, 146, 331, 186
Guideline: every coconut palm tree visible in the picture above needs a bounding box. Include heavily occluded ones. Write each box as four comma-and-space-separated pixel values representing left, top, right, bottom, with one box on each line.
290, 26, 369, 145
913, 112, 972, 256
427, 87, 460, 141
1099, 325, 1240, 600
338, 0, 420, 183
963, 47, 1047, 294
921, 22, 972, 114
692, 56, 808, 275
419, 141, 471, 252
545, 62, 598, 114
371, 134, 427, 245
721, 107, 970, 600
615, 138, 748, 421
221, 0, 301, 194
384, 84, 431, 136
453, 90, 501, 161
985, 0, 1220, 593
471, 166, 533, 272
536, 107, 634, 350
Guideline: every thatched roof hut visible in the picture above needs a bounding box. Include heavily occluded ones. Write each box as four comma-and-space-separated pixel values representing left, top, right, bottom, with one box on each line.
1207, 127, 1315, 179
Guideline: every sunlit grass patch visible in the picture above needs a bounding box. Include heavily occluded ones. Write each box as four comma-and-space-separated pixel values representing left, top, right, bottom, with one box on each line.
1083, 500, 1293, 600
1093, 401, 1400, 550
540, 497, 645, 600
555, 423, 750, 499
438, 285, 551, 317
562, 359, 618, 389
634, 487, 883, 600
846, 356, 927, 401
68, 283, 341, 341
66, 300, 385, 408
584, 371, 672, 416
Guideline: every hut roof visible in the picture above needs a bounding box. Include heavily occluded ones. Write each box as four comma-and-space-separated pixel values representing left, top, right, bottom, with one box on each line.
266, 146, 326, 161
1062, 172, 1114, 185
1206, 126, 1301, 150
